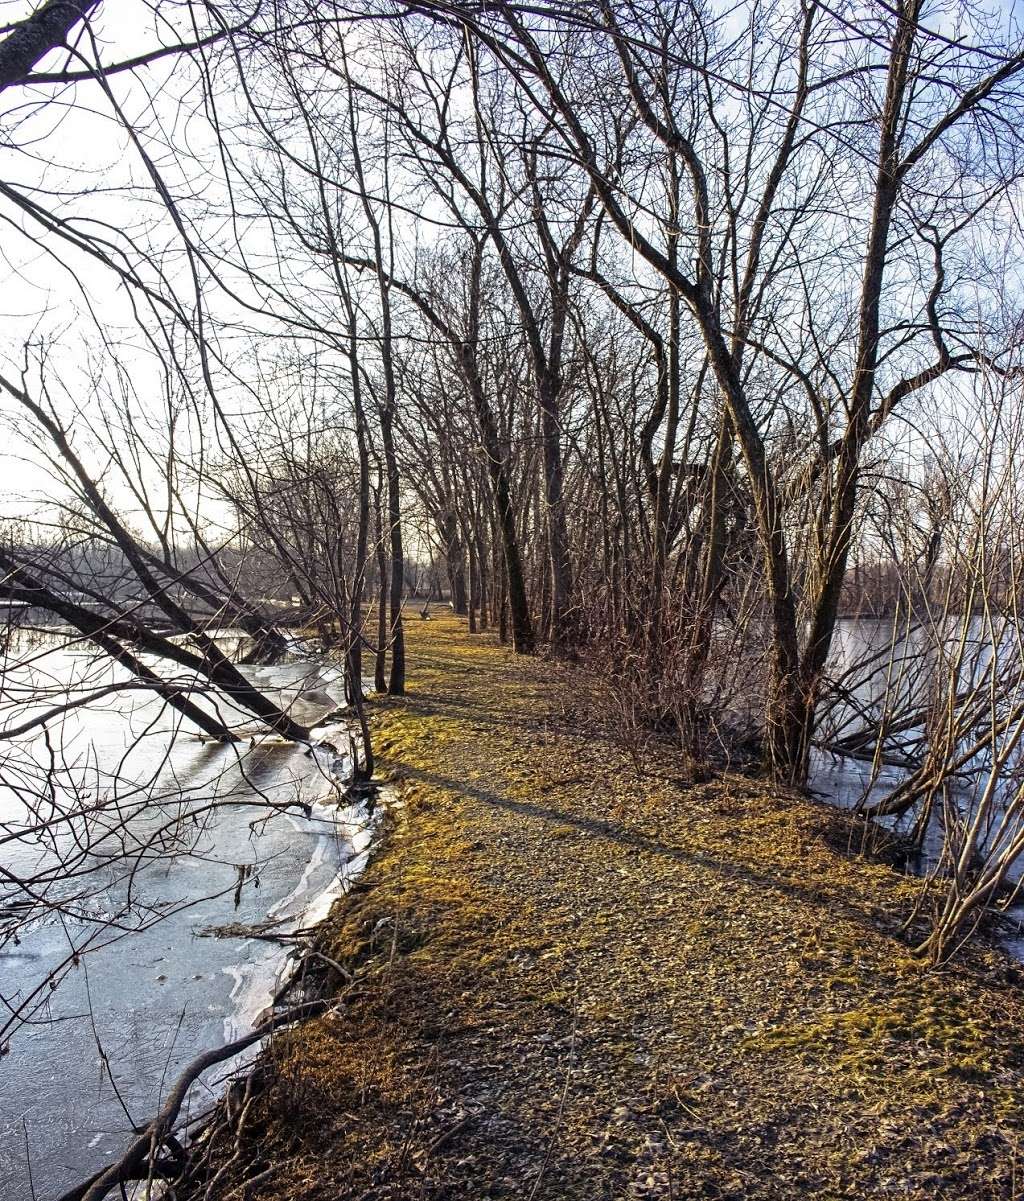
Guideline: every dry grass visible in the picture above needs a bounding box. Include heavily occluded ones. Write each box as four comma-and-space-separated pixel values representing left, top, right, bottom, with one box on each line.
184, 613, 1024, 1200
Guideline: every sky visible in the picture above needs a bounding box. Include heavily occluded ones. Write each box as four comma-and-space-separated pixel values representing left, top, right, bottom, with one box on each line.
0, 0, 216, 513
4, 0, 1024, 529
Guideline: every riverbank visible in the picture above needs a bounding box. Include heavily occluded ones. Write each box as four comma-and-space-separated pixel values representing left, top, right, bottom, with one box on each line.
187, 613, 1024, 1200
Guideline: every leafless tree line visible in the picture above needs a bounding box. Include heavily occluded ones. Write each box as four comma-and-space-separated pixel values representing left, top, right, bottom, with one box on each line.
1, 1, 1024, 1088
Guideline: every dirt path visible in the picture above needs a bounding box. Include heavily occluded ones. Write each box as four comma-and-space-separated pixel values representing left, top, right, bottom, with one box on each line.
195, 614, 1024, 1200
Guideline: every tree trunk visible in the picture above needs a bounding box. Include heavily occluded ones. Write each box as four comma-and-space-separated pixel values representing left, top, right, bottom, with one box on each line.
443, 511, 468, 614
373, 474, 388, 694
0, 563, 283, 744
380, 404, 406, 695
538, 373, 573, 650
467, 536, 478, 633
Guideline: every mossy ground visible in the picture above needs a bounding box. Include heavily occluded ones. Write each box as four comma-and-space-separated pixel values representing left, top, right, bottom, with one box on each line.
189, 613, 1024, 1200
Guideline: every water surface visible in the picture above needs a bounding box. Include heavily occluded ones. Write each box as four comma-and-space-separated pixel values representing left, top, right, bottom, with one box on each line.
0, 635, 367, 1200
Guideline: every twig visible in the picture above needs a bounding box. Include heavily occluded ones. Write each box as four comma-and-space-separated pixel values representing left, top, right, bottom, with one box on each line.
57, 997, 330, 1201
527, 1015, 578, 1201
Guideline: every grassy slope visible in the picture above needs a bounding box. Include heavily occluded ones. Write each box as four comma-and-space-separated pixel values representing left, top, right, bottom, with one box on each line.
193, 613, 1024, 1201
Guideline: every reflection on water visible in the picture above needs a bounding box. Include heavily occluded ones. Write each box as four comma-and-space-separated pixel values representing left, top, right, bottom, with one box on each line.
812, 619, 1016, 842
811, 619, 924, 814
811, 616, 1024, 950
0, 633, 367, 1201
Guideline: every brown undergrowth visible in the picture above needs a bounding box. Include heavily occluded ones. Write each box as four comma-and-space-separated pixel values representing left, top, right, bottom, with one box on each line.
186, 613, 1024, 1200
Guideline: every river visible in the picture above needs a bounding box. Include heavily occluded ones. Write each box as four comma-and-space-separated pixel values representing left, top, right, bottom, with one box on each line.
809, 616, 1024, 953
0, 632, 372, 1201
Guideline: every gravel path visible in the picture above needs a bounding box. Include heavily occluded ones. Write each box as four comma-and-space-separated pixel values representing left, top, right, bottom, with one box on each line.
191, 614, 1024, 1201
